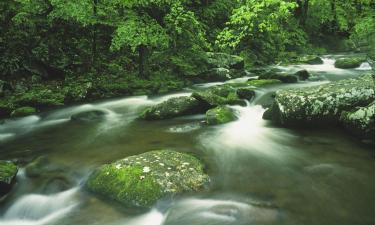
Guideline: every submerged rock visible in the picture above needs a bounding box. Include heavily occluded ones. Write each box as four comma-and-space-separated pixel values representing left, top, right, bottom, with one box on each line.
11, 106, 37, 117
192, 86, 245, 107
0, 161, 18, 197
340, 100, 375, 139
140, 96, 208, 120
206, 106, 237, 125
265, 74, 375, 126
334, 57, 365, 69
86, 150, 209, 208
206, 52, 245, 70
71, 110, 108, 122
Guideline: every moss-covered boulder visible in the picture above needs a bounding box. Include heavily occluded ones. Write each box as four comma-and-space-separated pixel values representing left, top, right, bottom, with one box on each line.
11, 106, 37, 117
0, 161, 18, 197
140, 96, 208, 120
294, 69, 310, 81
298, 55, 324, 65
236, 88, 256, 101
0, 100, 14, 118
192, 86, 245, 107
199, 68, 232, 82
258, 72, 298, 83
206, 52, 244, 70
246, 79, 282, 87
334, 58, 365, 69
206, 106, 237, 125
71, 110, 107, 122
265, 74, 375, 126
340, 100, 375, 139
86, 150, 209, 208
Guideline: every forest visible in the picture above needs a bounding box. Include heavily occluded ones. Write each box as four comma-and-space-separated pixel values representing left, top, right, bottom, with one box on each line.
0, 1, 375, 225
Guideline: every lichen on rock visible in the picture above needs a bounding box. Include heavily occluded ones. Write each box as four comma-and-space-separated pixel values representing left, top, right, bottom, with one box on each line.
86, 150, 210, 208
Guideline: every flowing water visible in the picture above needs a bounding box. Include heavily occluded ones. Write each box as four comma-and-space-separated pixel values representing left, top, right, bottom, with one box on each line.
0, 55, 374, 225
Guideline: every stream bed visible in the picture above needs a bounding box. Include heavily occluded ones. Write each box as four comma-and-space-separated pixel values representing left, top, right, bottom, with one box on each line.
0, 55, 374, 225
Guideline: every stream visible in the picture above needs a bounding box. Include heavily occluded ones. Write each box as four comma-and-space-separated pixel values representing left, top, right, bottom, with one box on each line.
0, 55, 374, 225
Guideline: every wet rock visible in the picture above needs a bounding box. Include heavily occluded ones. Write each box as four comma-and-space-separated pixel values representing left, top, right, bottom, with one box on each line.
0, 161, 18, 197
258, 72, 298, 83
192, 86, 245, 107
11, 106, 37, 117
206, 106, 237, 125
140, 96, 208, 120
294, 69, 310, 81
199, 68, 232, 82
246, 79, 282, 87
266, 74, 375, 126
206, 52, 244, 70
0, 100, 14, 118
236, 88, 256, 101
71, 110, 107, 122
340, 100, 375, 139
86, 150, 210, 208
298, 55, 324, 65
334, 57, 365, 69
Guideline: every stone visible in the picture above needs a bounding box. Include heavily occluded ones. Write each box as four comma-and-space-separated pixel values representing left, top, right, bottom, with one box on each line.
294, 69, 310, 81
192, 86, 245, 107
340, 100, 375, 139
298, 55, 324, 65
140, 96, 208, 120
0, 161, 18, 197
334, 57, 365, 69
86, 150, 209, 208
71, 110, 107, 122
266, 74, 375, 126
11, 106, 37, 117
206, 106, 237, 125
206, 52, 245, 70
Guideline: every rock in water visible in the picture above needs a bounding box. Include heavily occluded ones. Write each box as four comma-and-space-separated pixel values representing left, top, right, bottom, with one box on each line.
140, 96, 208, 120
192, 86, 245, 107
265, 75, 375, 126
294, 70, 310, 81
86, 150, 209, 208
11, 106, 37, 117
334, 57, 365, 69
0, 161, 18, 197
298, 55, 324, 65
206, 106, 237, 125
71, 110, 107, 122
340, 100, 375, 139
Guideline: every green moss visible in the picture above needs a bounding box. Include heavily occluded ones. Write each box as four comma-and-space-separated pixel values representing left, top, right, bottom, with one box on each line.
246, 79, 282, 86
0, 161, 18, 184
11, 106, 37, 117
14, 85, 65, 108
206, 106, 237, 125
87, 165, 162, 207
334, 57, 365, 69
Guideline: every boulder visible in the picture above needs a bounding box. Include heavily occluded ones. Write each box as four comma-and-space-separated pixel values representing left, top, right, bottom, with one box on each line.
206, 106, 237, 125
294, 69, 310, 81
258, 72, 298, 83
0, 161, 18, 197
192, 86, 245, 107
71, 110, 107, 122
246, 79, 282, 87
236, 88, 256, 101
206, 52, 244, 70
0, 100, 14, 118
334, 57, 365, 69
265, 75, 375, 126
340, 100, 375, 139
199, 68, 232, 82
298, 55, 324, 65
86, 150, 209, 208
140, 96, 208, 120
11, 106, 37, 117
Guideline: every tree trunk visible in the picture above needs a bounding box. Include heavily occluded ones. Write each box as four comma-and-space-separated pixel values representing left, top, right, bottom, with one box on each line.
138, 45, 148, 79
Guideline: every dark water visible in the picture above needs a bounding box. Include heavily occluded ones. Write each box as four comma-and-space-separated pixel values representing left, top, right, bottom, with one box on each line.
0, 55, 374, 225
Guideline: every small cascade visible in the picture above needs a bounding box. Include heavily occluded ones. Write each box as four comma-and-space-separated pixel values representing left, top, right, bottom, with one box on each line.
356, 62, 372, 71
0, 188, 79, 225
